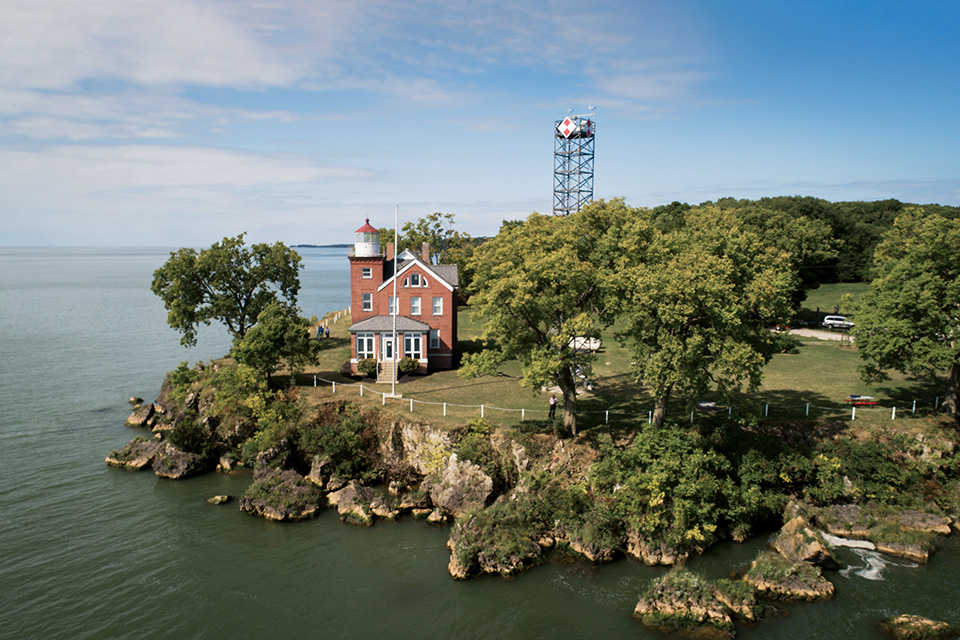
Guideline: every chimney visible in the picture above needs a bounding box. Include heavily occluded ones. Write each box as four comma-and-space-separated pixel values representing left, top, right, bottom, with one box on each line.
421, 242, 430, 263
386, 243, 394, 261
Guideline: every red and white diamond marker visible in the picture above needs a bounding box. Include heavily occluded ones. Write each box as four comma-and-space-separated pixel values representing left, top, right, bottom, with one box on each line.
557, 117, 578, 138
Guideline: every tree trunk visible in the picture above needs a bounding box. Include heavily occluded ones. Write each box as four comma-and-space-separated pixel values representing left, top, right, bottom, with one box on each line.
651, 388, 671, 429
944, 361, 960, 422
558, 366, 579, 436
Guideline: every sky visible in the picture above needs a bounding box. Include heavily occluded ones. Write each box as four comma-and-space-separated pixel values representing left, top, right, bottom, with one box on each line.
2, 0, 959, 247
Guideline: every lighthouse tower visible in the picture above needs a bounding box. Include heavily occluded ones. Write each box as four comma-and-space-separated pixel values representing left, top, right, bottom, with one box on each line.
353, 219, 380, 256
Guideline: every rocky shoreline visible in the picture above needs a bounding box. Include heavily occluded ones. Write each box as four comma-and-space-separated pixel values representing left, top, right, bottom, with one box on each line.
108, 363, 960, 637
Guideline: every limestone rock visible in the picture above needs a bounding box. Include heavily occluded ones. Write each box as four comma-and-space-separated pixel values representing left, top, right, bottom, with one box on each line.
633, 570, 736, 639
875, 541, 930, 563
625, 531, 688, 566
773, 516, 836, 568
328, 481, 374, 526
207, 495, 231, 505
879, 614, 960, 640
239, 469, 322, 521
253, 438, 296, 481
125, 403, 155, 428
152, 442, 213, 479
307, 456, 330, 487
423, 453, 493, 517
744, 551, 835, 601
426, 508, 448, 524
129, 396, 144, 405
894, 510, 953, 535
105, 437, 160, 470
370, 495, 400, 520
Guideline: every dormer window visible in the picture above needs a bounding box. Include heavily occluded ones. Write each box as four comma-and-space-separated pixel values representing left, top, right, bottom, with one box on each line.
404, 273, 423, 287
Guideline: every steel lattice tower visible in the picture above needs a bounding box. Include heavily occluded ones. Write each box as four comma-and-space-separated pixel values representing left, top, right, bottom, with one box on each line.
553, 113, 595, 215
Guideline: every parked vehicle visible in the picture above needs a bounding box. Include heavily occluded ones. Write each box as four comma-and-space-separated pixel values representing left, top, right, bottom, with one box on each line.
822, 315, 854, 329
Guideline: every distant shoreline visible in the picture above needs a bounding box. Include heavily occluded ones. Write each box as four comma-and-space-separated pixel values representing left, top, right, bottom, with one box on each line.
292, 243, 351, 248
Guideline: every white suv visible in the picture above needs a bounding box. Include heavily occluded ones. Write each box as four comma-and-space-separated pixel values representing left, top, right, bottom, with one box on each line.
822, 315, 854, 329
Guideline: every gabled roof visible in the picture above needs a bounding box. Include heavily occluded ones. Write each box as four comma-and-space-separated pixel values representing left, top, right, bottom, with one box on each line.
378, 254, 458, 293
349, 315, 432, 333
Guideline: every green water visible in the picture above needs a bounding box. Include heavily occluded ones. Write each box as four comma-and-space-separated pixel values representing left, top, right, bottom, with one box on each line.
1, 247, 958, 638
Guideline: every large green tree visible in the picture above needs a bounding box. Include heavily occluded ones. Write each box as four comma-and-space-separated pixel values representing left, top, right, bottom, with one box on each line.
233, 302, 321, 381
152, 234, 302, 347
610, 205, 794, 428
852, 213, 960, 421
459, 210, 617, 435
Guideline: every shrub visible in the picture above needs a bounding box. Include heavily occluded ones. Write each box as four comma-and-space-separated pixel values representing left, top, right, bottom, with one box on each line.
357, 358, 378, 378
398, 356, 420, 376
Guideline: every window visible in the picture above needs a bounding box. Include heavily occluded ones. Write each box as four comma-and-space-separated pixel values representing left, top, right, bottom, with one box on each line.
411, 296, 421, 315
410, 273, 420, 287
388, 296, 396, 315
432, 296, 443, 315
429, 329, 440, 350
404, 333, 422, 360
362, 293, 372, 311
357, 333, 375, 359
361, 267, 372, 279
421, 277, 427, 286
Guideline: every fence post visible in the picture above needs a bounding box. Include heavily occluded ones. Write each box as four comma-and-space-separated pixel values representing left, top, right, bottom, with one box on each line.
382, 392, 386, 405
764, 404, 769, 417
912, 399, 916, 414
481, 405, 484, 419
805, 403, 809, 417
360, 385, 364, 397
313, 375, 317, 387
935, 397, 940, 409
648, 410, 652, 424
521, 409, 525, 422
410, 399, 413, 412
690, 411, 694, 424
851, 406, 856, 420
444, 402, 447, 416
891, 406, 896, 420
605, 410, 609, 424
332, 382, 336, 394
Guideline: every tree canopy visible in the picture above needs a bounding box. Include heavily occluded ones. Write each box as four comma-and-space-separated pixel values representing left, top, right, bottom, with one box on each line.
151, 234, 302, 347
609, 205, 794, 428
852, 213, 960, 420
459, 211, 610, 435
232, 302, 321, 381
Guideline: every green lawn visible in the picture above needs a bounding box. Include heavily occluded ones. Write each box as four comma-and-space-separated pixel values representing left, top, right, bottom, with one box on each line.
301, 285, 947, 433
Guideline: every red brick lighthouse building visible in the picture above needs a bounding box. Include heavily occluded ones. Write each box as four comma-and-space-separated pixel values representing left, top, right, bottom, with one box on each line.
347, 219, 458, 379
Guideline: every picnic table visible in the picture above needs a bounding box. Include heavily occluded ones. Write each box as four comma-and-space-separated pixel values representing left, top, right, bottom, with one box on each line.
845, 395, 878, 406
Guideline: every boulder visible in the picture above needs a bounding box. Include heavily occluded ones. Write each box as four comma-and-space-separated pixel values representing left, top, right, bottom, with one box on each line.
239, 469, 322, 521
105, 437, 161, 470
879, 614, 960, 640
744, 551, 835, 601
370, 495, 400, 520
328, 481, 375, 526
773, 516, 837, 568
207, 495, 231, 505
307, 456, 331, 487
152, 442, 213, 479
125, 403, 155, 428
253, 438, 296, 481
633, 570, 736, 639
423, 453, 493, 517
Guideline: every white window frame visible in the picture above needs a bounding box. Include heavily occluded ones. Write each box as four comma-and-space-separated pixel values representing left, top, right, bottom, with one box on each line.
361, 267, 372, 279
432, 296, 443, 315
357, 332, 375, 359
388, 296, 397, 315
404, 333, 422, 360
429, 329, 440, 350
410, 273, 420, 287
411, 296, 421, 315
362, 293, 372, 311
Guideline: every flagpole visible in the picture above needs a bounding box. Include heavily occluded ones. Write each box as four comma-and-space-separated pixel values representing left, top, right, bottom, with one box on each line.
392, 204, 398, 397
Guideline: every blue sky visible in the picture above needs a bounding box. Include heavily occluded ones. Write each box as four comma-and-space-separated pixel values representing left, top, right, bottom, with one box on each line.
2, 0, 958, 246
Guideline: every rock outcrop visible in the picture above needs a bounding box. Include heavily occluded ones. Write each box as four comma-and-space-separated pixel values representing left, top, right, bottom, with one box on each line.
423, 453, 493, 517
878, 614, 960, 640
633, 569, 741, 639
239, 469, 322, 521
744, 550, 835, 601
327, 481, 375, 526
152, 442, 213, 479
105, 437, 161, 470
124, 403, 155, 428
772, 515, 837, 568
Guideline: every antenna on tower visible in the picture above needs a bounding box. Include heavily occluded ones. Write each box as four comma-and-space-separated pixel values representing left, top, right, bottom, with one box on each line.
553, 107, 596, 215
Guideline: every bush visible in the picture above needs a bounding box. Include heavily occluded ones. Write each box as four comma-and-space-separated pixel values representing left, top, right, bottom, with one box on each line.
398, 356, 420, 376
357, 358, 378, 378
167, 413, 214, 457
296, 410, 380, 483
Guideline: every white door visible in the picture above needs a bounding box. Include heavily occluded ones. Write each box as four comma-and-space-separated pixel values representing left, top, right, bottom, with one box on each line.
380, 335, 394, 360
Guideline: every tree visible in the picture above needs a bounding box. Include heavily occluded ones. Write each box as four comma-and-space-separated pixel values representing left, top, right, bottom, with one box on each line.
459, 211, 610, 435
852, 213, 960, 421
152, 234, 302, 347
233, 302, 321, 381
610, 206, 794, 428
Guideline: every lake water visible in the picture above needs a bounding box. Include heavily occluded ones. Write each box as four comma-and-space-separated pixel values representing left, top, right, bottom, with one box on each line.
1, 247, 958, 639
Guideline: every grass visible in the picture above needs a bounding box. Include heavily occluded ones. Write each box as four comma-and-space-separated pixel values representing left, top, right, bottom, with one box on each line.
294, 283, 950, 435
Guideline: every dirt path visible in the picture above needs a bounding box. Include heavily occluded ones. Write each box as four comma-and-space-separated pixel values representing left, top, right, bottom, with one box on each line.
788, 328, 853, 342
